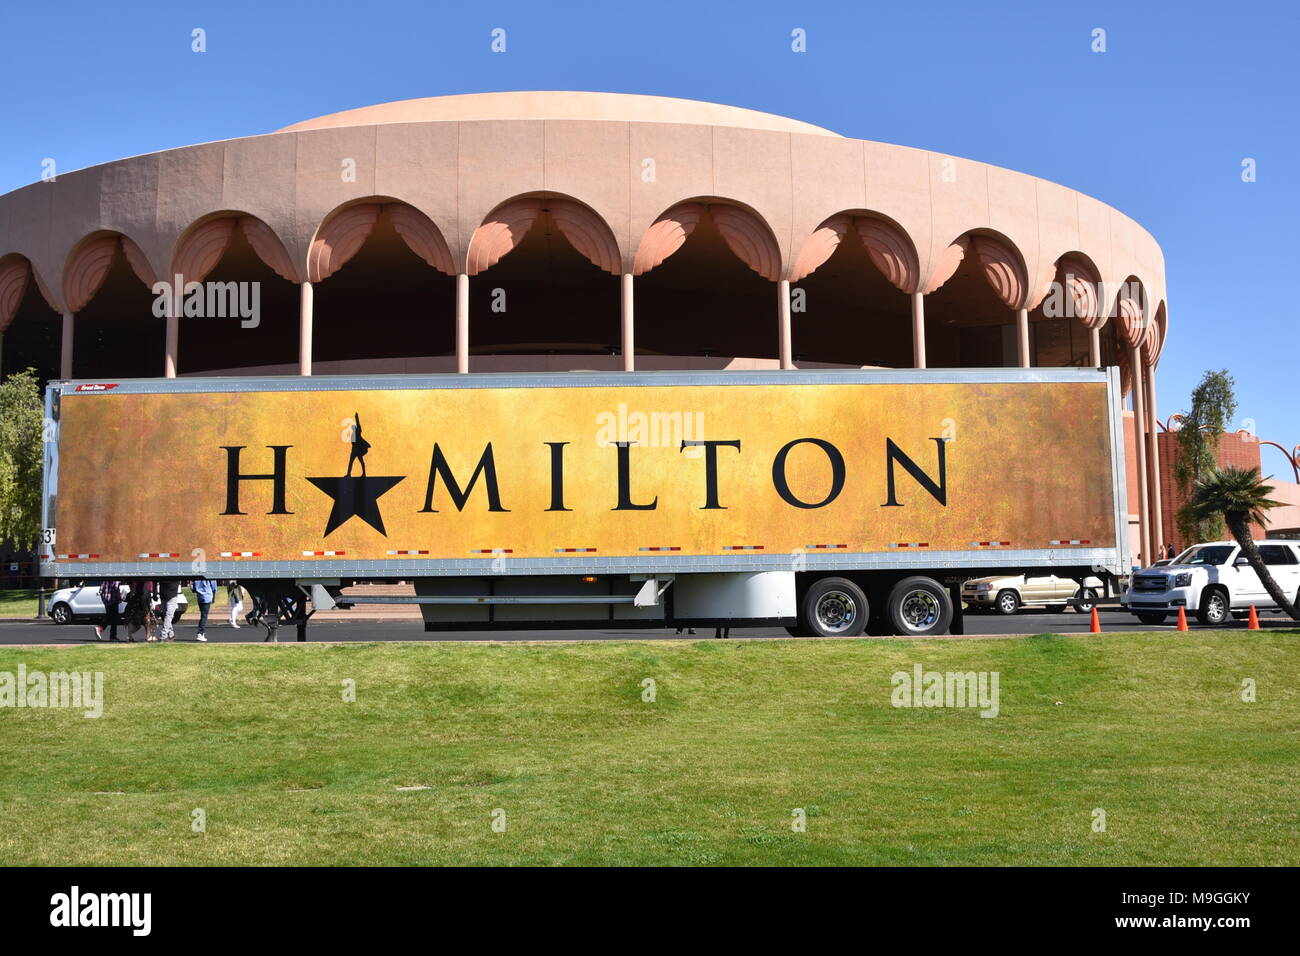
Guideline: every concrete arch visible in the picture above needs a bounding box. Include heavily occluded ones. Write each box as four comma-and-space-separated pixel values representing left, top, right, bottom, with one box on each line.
1112, 275, 1149, 349
307, 198, 456, 283
923, 229, 1032, 310
62, 232, 155, 313
790, 211, 920, 292
0, 254, 55, 332
171, 212, 303, 286
1054, 251, 1105, 329
466, 194, 620, 278
1147, 300, 1168, 367
633, 199, 781, 281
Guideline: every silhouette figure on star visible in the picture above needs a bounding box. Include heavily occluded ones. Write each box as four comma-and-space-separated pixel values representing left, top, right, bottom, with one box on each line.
347, 412, 370, 477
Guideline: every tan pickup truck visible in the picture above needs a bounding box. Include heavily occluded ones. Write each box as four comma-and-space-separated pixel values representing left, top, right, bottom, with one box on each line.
961, 574, 1103, 615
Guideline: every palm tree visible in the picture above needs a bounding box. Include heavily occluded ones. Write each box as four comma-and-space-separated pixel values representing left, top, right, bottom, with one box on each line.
1186, 466, 1300, 621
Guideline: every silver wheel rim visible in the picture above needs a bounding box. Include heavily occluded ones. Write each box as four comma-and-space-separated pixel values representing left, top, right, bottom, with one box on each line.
1208, 594, 1226, 621
899, 589, 941, 632
999, 593, 1016, 613
815, 590, 857, 633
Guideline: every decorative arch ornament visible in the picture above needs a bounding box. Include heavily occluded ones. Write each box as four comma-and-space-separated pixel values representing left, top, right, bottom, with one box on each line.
1056, 254, 1104, 329
633, 203, 706, 276
789, 214, 919, 292
63, 234, 154, 313
547, 199, 621, 275
0, 257, 32, 332
970, 235, 1029, 310
465, 198, 541, 277
307, 204, 383, 283
633, 202, 779, 281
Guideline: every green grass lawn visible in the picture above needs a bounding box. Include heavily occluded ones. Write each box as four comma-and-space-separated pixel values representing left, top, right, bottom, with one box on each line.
0, 588, 39, 618
1, 633, 1297, 866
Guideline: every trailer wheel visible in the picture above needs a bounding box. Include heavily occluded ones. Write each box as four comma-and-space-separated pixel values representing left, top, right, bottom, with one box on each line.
801, 578, 868, 637
1074, 588, 1099, 614
887, 577, 953, 636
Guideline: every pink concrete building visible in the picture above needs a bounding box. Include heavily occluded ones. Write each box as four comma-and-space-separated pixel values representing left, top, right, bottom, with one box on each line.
0, 91, 1170, 558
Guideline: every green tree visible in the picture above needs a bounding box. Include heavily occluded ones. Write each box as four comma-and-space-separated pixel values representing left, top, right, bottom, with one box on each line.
1185, 466, 1299, 621
1173, 369, 1237, 544
0, 368, 46, 551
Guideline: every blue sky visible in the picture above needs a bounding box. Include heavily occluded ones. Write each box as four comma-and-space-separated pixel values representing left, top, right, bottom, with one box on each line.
1, 0, 1295, 466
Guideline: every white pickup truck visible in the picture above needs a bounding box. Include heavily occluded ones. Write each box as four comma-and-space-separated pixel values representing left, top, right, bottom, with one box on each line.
1121, 541, 1300, 625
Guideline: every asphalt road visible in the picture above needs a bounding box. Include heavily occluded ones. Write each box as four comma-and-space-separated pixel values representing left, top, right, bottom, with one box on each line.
1, 607, 1295, 644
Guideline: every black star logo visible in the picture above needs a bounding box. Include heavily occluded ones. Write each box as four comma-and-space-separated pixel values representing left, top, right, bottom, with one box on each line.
306, 475, 405, 536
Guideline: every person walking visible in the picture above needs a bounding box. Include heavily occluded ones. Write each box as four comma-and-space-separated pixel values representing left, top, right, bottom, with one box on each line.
157, 578, 181, 642
191, 577, 216, 642
227, 580, 245, 629
94, 579, 123, 641
124, 580, 155, 643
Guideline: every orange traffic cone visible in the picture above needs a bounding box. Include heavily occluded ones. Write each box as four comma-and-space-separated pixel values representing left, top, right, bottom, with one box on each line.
1248, 605, 1260, 630
1089, 607, 1101, 633
1176, 606, 1189, 631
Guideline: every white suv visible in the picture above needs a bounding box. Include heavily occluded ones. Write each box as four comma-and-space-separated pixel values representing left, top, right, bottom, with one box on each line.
1121, 541, 1300, 626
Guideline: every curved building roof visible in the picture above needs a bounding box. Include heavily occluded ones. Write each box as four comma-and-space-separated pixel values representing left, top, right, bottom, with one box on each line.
278, 91, 842, 138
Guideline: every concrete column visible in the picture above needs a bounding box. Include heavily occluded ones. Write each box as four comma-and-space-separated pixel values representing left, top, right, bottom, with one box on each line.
621, 273, 634, 371
164, 306, 178, 378
456, 273, 470, 373
911, 292, 926, 369
778, 280, 793, 369
1016, 308, 1030, 368
1089, 326, 1101, 367
1130, 346, 1151, 567
298, 281, 314, 376
60, 312, 74, 379
1146, 368, 1164, 556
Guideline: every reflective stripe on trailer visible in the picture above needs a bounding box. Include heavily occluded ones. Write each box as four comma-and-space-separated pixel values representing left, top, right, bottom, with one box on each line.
219, 551, 262, 557
969, 541, 1011, 547
470, 548, 513, 554
138, 552, 179, 558
887, 542, 929, 549
639, 546, 681, 552
386, 550, 430, 555
1050, 539, 1091, 545
302, 550, 346, 557
805, 544, 847, 550
555, 547, 598, 553
722, 545, 765, 551
56, 553, 100, 559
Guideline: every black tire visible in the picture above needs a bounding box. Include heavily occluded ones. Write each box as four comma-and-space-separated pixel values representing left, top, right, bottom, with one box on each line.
1074, 589, 1099, 614
1136, 611, 1167, 625
995, 589, 1020, 615
800, 577, 868, 637
887, 576, 954, 637
784, 625, 802, 637
1196, 588, 1230, 626
49, 602, 73, 625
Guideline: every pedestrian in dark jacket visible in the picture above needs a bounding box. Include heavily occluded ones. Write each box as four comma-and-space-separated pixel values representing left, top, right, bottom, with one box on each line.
95, 580, 123, 642
124, 580, 155, 643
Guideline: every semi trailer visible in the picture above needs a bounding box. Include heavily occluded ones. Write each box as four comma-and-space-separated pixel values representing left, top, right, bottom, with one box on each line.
39, 367, 1130, 637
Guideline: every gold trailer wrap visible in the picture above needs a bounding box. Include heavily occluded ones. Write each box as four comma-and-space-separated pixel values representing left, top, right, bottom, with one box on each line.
41, 370, 1126, 576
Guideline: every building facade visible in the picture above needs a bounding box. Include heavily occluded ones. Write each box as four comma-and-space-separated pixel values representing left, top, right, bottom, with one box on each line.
0, 92, 1171, 560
